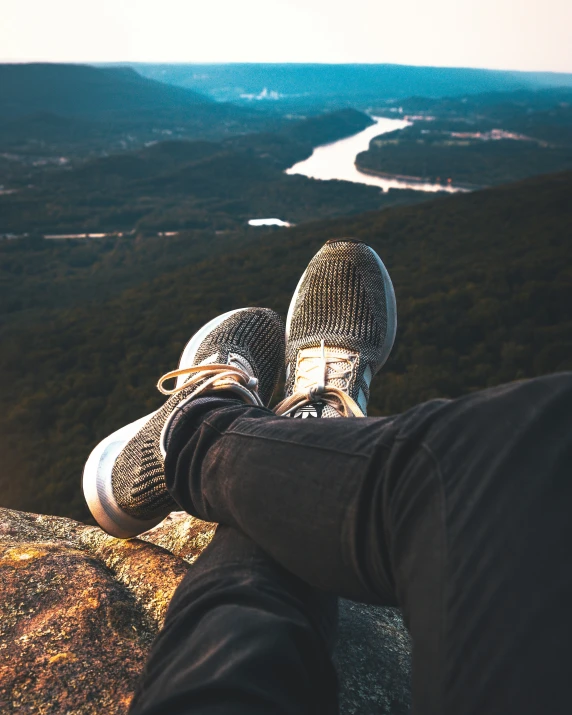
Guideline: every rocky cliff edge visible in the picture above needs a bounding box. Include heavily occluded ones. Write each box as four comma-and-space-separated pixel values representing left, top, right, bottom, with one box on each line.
0, 508, 411, 714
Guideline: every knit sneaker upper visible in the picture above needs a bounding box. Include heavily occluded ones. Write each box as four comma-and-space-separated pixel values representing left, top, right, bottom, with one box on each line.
112, 308, 285, 520
193, 308, 285, 406
282, 240, 396, 417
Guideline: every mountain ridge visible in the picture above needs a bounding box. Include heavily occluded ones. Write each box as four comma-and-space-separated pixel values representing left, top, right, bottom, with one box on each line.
130, 62, 572, 109
0, 63, 212, 118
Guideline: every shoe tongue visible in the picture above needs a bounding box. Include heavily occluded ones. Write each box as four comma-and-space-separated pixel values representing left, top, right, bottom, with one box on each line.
289, 346, 355, 419
324, 356, 351, 391
294, 346, 354, 392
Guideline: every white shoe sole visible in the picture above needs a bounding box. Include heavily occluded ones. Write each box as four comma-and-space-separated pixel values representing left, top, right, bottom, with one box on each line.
285, 241, 397, 380
82, 307, 248, 538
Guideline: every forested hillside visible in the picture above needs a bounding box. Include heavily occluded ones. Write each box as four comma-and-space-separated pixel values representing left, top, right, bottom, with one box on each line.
359, 89, 572, 187
0, 63, 283, 160
0, 64, 212, 118
1, 171, 570, 520
1, 110, 428, 235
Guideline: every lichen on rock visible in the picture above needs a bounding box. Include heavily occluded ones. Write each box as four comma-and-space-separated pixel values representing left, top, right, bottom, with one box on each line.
0, 508, 411, 714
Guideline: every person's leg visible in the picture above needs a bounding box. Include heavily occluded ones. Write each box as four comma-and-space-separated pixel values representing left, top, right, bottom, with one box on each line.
85, 239, 572, 714
87, 240, 399, 715
165, 372, 572, 715
84, 308, 342, 714
129, 525, 338, 715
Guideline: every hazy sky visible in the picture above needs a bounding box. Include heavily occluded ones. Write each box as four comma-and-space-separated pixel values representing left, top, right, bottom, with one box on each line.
1, 0, 571, 72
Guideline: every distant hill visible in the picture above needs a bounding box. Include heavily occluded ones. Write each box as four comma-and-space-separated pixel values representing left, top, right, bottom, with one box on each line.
131, 63, 572, 110
0, 64, 285, 160
386, 87, 572, 115
0, 63, 211, 119
1, 170, 570, 519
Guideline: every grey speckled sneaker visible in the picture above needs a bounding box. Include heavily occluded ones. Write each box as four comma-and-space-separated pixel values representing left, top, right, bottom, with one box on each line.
83, 307, 285, 538
275, 239, 397, 419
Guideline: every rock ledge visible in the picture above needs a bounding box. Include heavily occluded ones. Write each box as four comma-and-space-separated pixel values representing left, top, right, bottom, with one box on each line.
0, 508, 410, 714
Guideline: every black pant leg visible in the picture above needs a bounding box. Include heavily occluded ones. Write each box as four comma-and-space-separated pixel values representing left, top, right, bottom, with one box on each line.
166, 398, 402, 604
130, 526, 338, 715
165, 373, 572, 715
409, 373, 572, 715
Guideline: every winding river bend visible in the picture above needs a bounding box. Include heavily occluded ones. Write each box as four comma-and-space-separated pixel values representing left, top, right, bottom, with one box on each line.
286, 116, 464, 194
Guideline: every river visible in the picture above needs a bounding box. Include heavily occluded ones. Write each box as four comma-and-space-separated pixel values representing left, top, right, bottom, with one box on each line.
285, 116, 464, 193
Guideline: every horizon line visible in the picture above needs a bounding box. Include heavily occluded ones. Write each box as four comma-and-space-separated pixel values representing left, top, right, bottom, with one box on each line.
1, 59, 572, 76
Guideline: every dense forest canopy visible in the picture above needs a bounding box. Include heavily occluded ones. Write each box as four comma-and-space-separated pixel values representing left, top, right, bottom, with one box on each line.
0, 109, 430, 235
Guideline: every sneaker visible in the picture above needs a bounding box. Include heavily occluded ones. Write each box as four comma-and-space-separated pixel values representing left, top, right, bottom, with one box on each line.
275, 239, 396, 418
83, 307, 285, 538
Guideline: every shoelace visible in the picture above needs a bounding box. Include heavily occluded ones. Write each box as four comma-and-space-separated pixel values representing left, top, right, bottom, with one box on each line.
274, 340, 364, 418
157, 364, 265, 407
